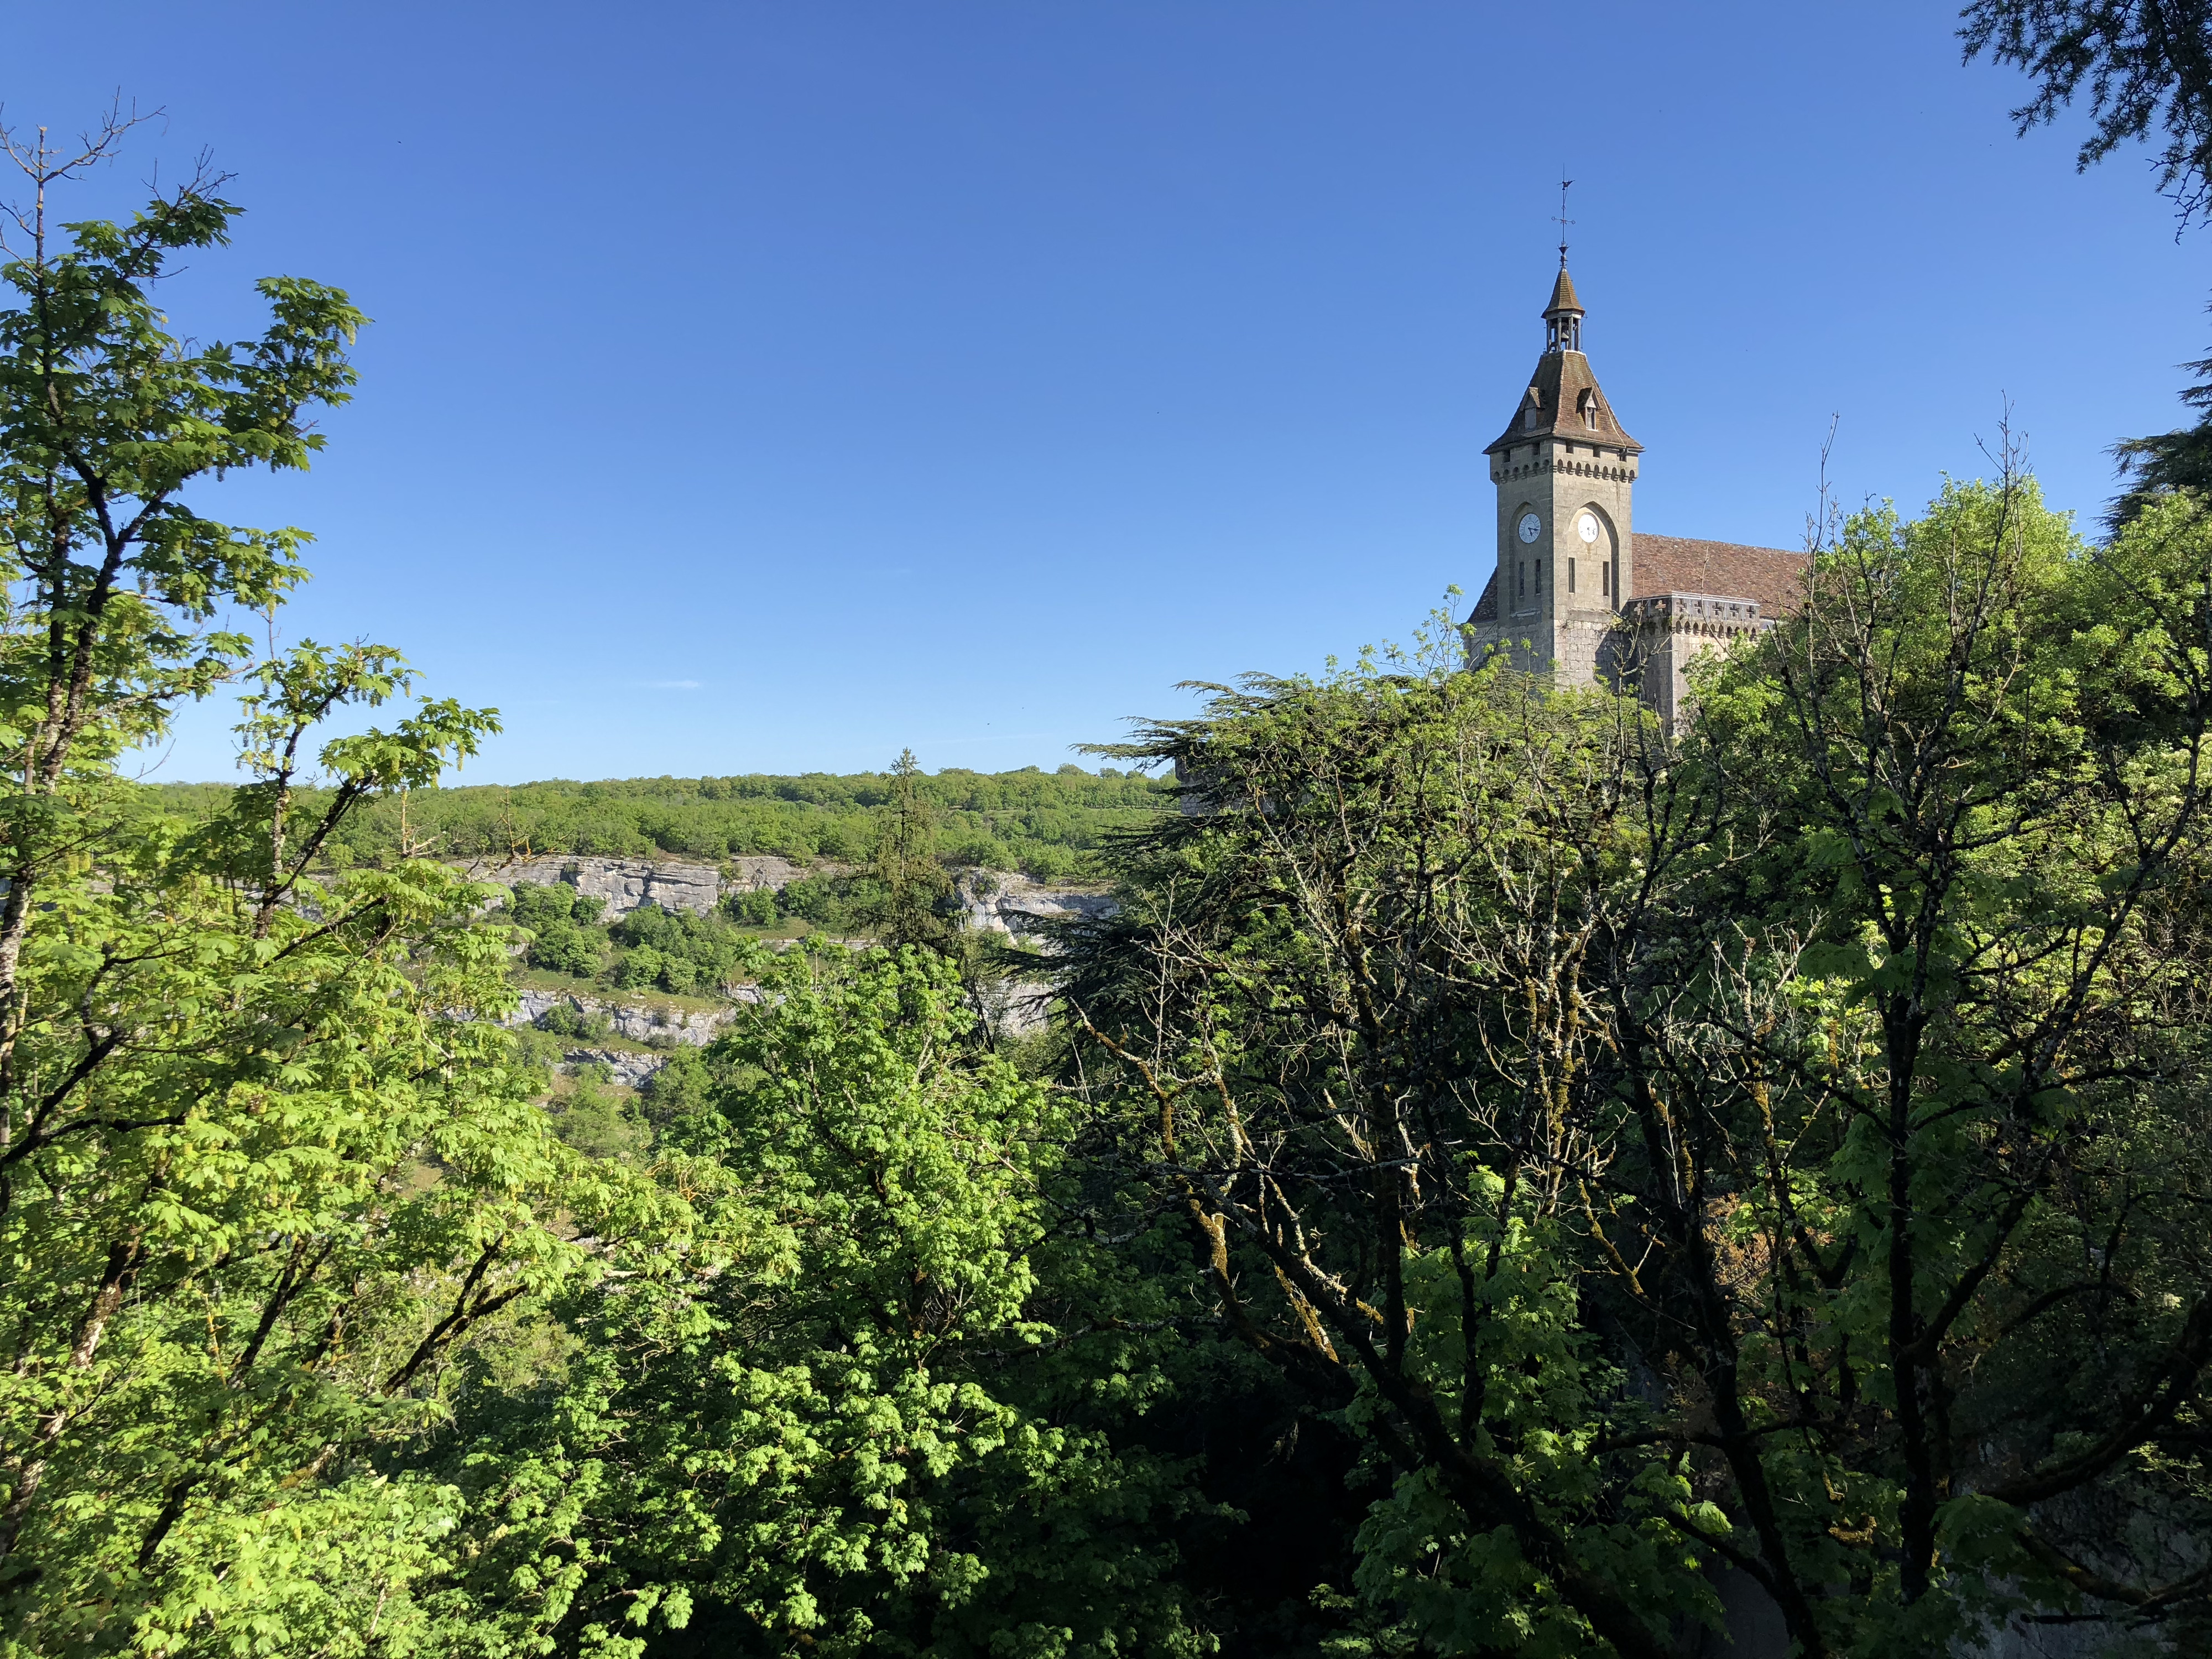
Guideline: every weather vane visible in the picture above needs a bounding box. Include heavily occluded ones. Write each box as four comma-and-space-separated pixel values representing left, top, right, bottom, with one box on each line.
1556, 174, 1574, 268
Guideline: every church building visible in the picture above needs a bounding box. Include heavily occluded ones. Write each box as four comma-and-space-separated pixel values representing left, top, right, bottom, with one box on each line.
1462, 262, 1808, 721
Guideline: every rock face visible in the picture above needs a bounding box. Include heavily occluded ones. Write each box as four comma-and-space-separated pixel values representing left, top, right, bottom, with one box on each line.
958, 873, 1115, 939
462, 852, 802, 921
462, 854, 1103, 941
562, 1047, 666, 1088
506, 987, 745, 1046
497, 855, 721, 917
727, 855, 800, 891
971, 976, 1055, 1040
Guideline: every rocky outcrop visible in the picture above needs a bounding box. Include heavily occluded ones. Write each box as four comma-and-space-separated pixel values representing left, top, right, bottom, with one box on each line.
971, 975, 1055, 1040
727, 855, 800, 891
474, 855, 721, 918
506, 987, 751, 1046
957, 873, 1115, 938
562, 1047, 667, 1088
459, 852, 806, 921
461, 854, 1105, 942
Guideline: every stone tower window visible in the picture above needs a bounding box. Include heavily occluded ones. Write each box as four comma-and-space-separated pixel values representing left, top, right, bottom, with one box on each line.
1578, 389, 1599, 430
1569, 557, 1577, 592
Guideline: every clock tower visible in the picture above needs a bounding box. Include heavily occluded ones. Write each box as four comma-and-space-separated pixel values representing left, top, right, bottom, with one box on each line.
1464, 262, 1643, 685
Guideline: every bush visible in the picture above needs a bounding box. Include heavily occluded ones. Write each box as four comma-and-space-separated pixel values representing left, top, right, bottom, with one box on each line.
528, 921, 603, 977
941, 834, 1013, 870
1022, 844, 1079, 884
613, 947, 666, 992
610, 902, 747, 993
726, 886, 779, 927
551, 1069, 648, 1164
512, 882, 610, 975
777, 875, 851, 928
638, 1046, 710, 1125
538, 1001, 612, 1042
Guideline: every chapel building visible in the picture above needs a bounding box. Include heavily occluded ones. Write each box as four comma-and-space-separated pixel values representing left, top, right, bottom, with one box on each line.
1463, 263, 1808, 721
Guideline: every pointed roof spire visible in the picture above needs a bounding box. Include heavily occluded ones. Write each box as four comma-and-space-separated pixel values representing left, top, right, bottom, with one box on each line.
1543, 263, 1584, 354
1483, 256, 1638, 457
1545, 265, 1583, 320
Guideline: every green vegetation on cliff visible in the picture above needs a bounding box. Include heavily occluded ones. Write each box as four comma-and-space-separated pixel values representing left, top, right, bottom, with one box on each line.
143, 762, 1167, 880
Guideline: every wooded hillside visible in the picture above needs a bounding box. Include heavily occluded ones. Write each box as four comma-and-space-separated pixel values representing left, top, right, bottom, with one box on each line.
142, 765, 1170, 879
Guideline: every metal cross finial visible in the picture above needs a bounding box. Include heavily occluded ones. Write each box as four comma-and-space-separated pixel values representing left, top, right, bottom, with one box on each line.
1556, 174, 1574, 267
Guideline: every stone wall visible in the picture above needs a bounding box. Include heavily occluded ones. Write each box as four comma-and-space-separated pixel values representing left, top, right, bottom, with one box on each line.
1614, 592, 1772, 727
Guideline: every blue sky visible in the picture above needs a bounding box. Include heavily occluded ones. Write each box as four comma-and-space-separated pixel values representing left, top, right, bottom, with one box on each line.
8, 1, 2205, 782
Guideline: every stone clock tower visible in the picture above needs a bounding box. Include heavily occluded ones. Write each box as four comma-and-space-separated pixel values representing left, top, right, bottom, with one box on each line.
1464, 263, 1644, 684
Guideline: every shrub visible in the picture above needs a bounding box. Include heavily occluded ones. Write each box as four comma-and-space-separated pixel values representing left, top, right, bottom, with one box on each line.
726, 886, 779, 926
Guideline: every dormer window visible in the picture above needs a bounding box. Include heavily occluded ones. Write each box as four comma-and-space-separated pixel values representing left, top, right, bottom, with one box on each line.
1521, 386, 1543, 432
1578, 389, 1600, 431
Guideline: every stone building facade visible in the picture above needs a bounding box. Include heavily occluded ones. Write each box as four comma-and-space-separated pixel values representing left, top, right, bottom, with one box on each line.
1463, 264, 1809, 716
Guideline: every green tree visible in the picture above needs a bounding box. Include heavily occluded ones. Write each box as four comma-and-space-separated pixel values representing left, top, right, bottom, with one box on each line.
436, 945, 1202, 1657
1068, 478, 2212, 1655
0, 117, 677, 1655
868, 749, 961, 954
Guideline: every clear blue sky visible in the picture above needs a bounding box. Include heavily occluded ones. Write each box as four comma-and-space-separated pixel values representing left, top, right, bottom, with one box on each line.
9, 1, 2205, 782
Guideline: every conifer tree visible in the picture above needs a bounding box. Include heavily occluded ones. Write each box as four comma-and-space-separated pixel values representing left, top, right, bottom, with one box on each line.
868, 747, 961, 953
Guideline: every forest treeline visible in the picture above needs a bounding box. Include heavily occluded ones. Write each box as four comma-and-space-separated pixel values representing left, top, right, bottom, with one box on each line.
140, 765, 1166, 881
8, 15, 2212, 1656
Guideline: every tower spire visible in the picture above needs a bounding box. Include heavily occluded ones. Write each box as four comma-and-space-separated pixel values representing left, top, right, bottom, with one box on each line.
1542, 264, 1583, 353
1545, 176, 1583, 351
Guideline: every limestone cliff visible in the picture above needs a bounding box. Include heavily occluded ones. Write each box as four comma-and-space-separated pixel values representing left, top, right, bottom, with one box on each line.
459, 852, 799, 920
957, 872, 1115, 938
505, 987, 750, 1046
465, 852, 1113, 941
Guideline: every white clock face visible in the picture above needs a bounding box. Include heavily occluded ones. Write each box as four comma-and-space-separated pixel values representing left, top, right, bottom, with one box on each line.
1516, 513, 1542, 544
1577, 513, 1600, 544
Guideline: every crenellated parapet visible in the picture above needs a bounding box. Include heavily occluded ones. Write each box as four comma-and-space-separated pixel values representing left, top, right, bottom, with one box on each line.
1612, 592, 1776, 725
1618, 591, 1774, 638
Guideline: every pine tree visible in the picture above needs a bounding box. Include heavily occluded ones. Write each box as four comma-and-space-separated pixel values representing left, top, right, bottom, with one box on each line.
869, 748, 961, 953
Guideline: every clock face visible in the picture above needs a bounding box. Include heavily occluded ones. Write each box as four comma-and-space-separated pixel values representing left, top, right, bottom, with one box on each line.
1516, 513, 1542, 544
1577, 513, 1600, 544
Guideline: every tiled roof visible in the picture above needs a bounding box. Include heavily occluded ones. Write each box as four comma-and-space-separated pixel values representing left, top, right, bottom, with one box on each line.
1545, 267, 1582, 316
1484, 348, 1641, 455
1468, 569, 1499, 622
1632, 535, 1810, 617
1463, 535, 1808, 629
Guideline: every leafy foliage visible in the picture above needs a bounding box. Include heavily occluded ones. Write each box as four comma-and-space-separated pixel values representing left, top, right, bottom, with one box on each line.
0, 119, 678, 1655
143, 766, 1167, 881
431, 946, 1205, 1658
1061, 479, 2212, 1656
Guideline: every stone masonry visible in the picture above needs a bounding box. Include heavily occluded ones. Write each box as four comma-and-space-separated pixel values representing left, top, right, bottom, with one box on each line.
1464, 262, 1808, 719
